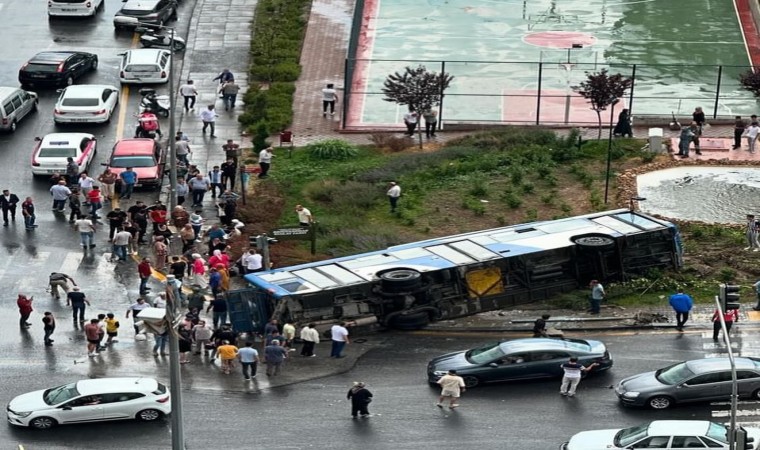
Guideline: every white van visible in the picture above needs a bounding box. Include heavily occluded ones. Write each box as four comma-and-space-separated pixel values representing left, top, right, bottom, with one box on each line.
118, 49, 171, 84
0, 87, 38, 133
48, 0, 104, 17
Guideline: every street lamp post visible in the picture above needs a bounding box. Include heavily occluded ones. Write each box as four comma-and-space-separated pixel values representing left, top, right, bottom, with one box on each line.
603, 97, 619, 204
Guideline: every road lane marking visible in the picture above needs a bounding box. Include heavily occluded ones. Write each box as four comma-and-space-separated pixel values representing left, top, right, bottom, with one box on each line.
115, 32, 141, 140
58, 252, 83, 273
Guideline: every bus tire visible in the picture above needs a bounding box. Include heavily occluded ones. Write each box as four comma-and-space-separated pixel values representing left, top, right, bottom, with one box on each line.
572, 234, 615, 250
389, 311, 430, 330
379, 269, 422, 293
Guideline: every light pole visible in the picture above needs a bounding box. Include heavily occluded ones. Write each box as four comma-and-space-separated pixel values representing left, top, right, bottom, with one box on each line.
603, 97, 619, 204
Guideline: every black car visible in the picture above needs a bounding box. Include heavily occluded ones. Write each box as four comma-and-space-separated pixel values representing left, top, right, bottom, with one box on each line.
113, 0, 177, 29
19, 52, 98, 88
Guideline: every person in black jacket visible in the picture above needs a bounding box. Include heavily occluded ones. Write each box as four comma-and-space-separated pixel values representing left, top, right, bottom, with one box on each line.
347, 382, 373, 418
0, 189, 20, 226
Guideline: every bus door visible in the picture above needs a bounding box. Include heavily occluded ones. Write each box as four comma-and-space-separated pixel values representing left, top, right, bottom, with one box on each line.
226, 288, 273, 335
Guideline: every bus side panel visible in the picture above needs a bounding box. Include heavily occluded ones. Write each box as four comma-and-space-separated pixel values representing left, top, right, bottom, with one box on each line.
227, 289, 272, 334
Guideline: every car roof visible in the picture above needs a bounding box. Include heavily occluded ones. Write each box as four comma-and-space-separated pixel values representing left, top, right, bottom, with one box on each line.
41, 133, 95, 146
0, 87, 30, 97
61, 84, 118, 96
499, 338, 592, 354
75, 377, 158, 396
29, 52, 89, 63
646, 420, 712, 436
122, 0, 160, 10
685, 357, 759, 372
113, 138, 157, 155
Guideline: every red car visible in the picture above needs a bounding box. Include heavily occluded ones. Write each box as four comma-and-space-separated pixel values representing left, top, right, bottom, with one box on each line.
105, 138, 165, 190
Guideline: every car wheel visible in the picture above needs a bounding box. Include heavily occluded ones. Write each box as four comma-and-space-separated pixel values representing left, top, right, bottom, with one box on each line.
9, 121, 17, 133
31, 100, 38, 113
136, 408, 162, 421
462, 376, 479, 388
91, 58, 99, 71
379, 268, 422, 293
160, 109, 170, 118
647, 396, 673, 409
388, 311, 430, 330
752, 388, 760, 400
30, 416, 57, 430
65, 76, 74, 86
572, 234, 615, 250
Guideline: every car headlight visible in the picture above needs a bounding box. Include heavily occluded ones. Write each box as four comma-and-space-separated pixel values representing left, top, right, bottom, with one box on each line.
622, 391, 640, 399
13, 411, 32, 418
433, 371, 447, 376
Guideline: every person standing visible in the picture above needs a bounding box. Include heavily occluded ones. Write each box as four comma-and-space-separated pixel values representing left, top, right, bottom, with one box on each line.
677, 125, 694, 158
126, 297, 150, 335
613, 108, 633, 138
75, 216, 96, 250
200, 104, 218, 137
49, 272, 76, 299
588, 280, 605, 315
744, 121, 760, 153
86, 186, 103, 218
221, 158, 238, 190
97, 168, 117, 201
42, 311, 55, 346
206, 294, 228, 329
188, 173, 210, 208
119, 167, 137, 199
68, 189, 82, 223
153, 236, 168, 271
179, 79, 198, 111
238, 341, 260, 380
264, 340, 288, 376
387, 182, 401, 213
712, 308, 739, 341
106, 207, 127, 241
295, 204, 313, 226
221, 80, 240, 111
436, 370, 465, 409
745, 214, 760, 251
217, 340, 238, 375
50, 180, 71, 212
212, 69, 234, 86
84, 318, 101, 357
175, 136, 192, 165
208, 166, 224, 198
0, 189, 20, 226
66, 286, 90, 323
192, 320, 213, 356
559, 357, 598, 397
300, 323, 320, 357
321, 83, 338, 117
668, 290, 694, 331
258, 147, 273, 179
78, 172, 95, 201
734, 116, 746, 150
282, 320, 296, 350
105, 313, 120, 345
17, 294, 33, 328
152, 330, 169, 356
65, 157, 79, 186
692, 106, 705, 135
176, 178, 189, 206
330, 321, 350, 358
532, 314, 550, 337
423, 108, 438, 138
403, 109, 418, 136
243, 249, 263, 273
112, 227, 132, 262
347, 382, 373, 418
138, 257, 153, 295
21, 197, 37, 230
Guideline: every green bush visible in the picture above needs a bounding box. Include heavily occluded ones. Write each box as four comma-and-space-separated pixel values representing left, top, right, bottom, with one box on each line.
502, 192, 522, 209
306, 139, 359, 161
521, 182, 535, 194
468, 175, 489, 197
252, 121, 270, 151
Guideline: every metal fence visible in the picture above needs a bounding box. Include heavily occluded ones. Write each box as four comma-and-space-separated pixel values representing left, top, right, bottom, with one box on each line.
342, 58, 758, 129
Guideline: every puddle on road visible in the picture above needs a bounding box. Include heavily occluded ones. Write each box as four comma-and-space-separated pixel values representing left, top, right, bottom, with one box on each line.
636, 166, 760, 224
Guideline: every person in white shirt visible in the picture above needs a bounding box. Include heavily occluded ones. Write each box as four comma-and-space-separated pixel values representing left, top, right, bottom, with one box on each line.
321, 83, 338, 117
403, 109, 418, 136
199, 104, 218, 137
295, 204, 313, 226
175, 137, 191, 165
745, 121, 760, 153
75, 217, 96, 250
387, 182, 401, 213
179, 80, 198, 111
242, 249, 263, 273
258, 147, 274, 178
436, 370, 466, 409
299, 323, 320, 357
112, 228, 133, 261
330, 322, 350, 358
78, 172, 95, 201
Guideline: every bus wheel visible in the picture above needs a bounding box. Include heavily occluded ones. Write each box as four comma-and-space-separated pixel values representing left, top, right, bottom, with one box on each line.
572, 234, 615, 250
389, 311, 430, 330
379, 269, 422, 293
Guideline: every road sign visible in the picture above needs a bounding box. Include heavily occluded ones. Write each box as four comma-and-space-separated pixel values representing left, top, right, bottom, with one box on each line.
270, 226, 313, 241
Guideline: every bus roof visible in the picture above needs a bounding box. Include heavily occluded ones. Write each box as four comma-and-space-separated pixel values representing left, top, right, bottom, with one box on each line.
243, 209, 673, 298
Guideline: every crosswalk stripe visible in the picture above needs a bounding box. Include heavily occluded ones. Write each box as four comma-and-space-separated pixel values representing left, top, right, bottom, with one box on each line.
713, 409, 760, 417
59, 252, 83, 274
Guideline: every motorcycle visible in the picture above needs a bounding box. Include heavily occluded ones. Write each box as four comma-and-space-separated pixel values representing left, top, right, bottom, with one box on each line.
137, 28, 186, 52
134, 111, 162, 139
139, 88, 171, 118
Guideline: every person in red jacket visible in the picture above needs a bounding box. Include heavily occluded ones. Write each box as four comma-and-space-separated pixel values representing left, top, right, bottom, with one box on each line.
712, 308, 739, 341
17, 294, 33, 328
138, 257, 153, 295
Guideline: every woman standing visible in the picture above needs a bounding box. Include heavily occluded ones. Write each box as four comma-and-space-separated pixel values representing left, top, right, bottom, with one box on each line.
180, 224, 196, 253
191, 253, 208, 289
346, 382, 373, 418
97, 168, 117, 201
217, 264, 230, 293
153, 236, 168, 271
178, 327, 193, 364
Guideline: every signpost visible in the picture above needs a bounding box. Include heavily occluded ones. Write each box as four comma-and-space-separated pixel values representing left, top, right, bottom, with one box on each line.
270, 225, 317, 255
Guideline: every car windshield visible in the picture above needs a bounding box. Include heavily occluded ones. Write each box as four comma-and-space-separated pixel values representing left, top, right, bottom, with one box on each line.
706, 422, 729, 444
43, 382, 80, 405
126, 64, 159, 72
25, 63, 59, 73
39, 147, 77, 158
614, 422, 650, 447
61, 98, 99, 107
466, 342, 506, 365
655, 362, 695, 385
111, 156, 155, 168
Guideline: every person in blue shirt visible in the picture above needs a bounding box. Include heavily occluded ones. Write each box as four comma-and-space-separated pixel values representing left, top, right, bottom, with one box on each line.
668, 290, 694, 331
119, 167, 137, 199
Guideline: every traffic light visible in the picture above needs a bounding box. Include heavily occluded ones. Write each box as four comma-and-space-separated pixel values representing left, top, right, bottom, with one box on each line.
719, 283, 741, 310
735, 426, 754, 450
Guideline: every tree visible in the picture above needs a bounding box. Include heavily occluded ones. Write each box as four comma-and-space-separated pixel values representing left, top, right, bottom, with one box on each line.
739, 68, 760, 99
574, 69, 633, 139
381, 65, 453, 147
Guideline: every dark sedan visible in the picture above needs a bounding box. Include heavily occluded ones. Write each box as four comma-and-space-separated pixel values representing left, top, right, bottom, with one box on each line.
426, 337, 613, 388
615, 357, 760, 409
19, 52, 98, 88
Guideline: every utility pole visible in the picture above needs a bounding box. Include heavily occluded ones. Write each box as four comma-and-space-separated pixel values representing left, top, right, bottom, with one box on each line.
165, 275, 185, 450
167, 27, 178, 210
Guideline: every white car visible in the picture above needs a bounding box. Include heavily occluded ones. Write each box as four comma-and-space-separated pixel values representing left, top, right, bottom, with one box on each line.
31, 133, 97, 177
561, 420, 760, 450
53, 84, 119, 124
7, 377, 171, 429
48, 0, 104, 17
118, 49, 171, 84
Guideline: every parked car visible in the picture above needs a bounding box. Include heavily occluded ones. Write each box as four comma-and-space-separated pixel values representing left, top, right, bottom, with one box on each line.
616, 357, 760, 409
53, 84, 119, 125
48, 0, 104, 18
113, 0, 177, 29
0, 87, 38, 133
19, 51, 98, 88
105, 138, 165, 190
32, 133, 97, 177
6, 377, 171, 429
561, 420, 760, 450
426, 337, 613, 388
118, 49, 171, 84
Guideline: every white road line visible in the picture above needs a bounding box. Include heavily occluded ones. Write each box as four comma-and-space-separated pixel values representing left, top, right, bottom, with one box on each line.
713, 409, 760, 417
712, 401, 760, 406
58, 252, 83, 274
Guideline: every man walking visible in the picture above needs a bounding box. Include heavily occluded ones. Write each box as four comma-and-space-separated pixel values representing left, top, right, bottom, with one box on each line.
669, 290, 694, 331
119, 167, 137, 199
221, 80, 240, 111
258, 147, 273, 179
330, 321, 350, 358
295, 204, 313, 226
175, 136, 191, 165
138, 257, 153, 295
734, 116, 746, 150
17, 294, 33, 328
21, 197, 37, 230
745, 214, 760, 251
208, 166, 223, 198
436, 370, 465, 409
66, 286, 90, 323
112, 227, 132, 262
403, 109, 418, 136
200, 104, 218, 137
0, 189, 20, 226
188, 173, 210, 208
559, 357, 598, 397
387, 182, 401, 213
238, 341, 260, 380
179, 79, 198, 111
126, 297, 150, 335
712, 307, 739, 341
423, 108, 438, 138
65, 157, 79, 186
264, 340, 288, 376
588, 280, 605, 315
49, 272, 76, 299
300, 323, 319, 357
221, 158, 237, 190
42, 311, 55, 346
50, 180, 71, 212
321, 83, 338, 117
75, 216, 96, 250
84, 318, 101, 357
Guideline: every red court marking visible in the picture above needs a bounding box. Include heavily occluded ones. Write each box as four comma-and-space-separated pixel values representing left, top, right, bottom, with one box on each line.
735, 0, 760, 67
346, 0, 381, 128
502, 89, 625, 124
523, 31, 597, 49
